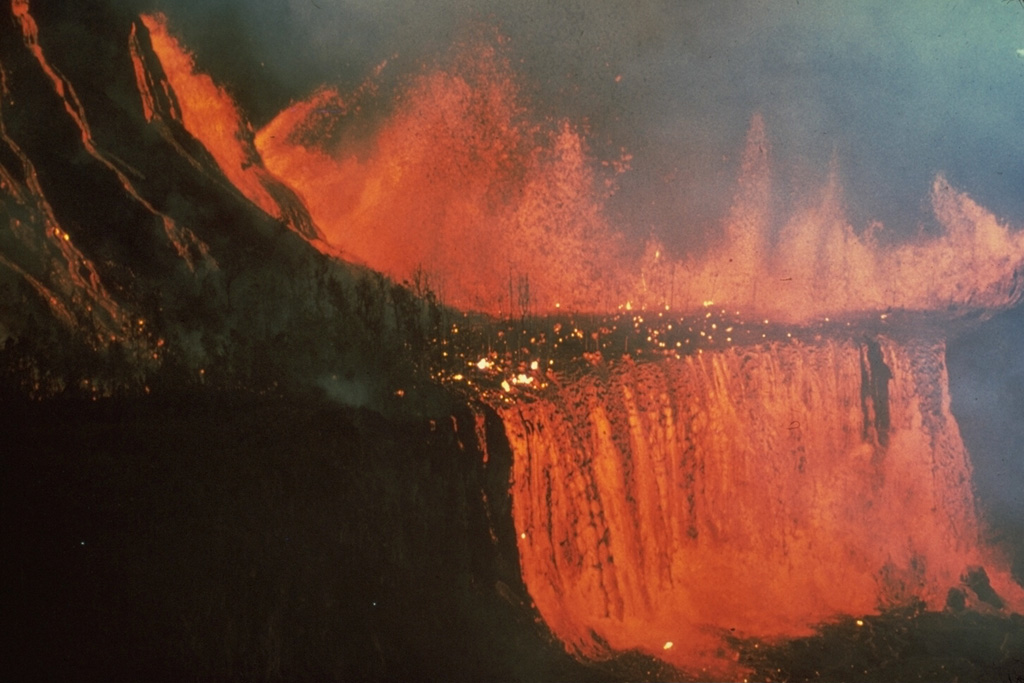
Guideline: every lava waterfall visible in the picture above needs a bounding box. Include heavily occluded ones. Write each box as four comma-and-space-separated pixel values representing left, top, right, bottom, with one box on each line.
504, 330, 1021, 675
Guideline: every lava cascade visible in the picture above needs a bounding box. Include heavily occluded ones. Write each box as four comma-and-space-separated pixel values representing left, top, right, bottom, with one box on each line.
504, 335, 1023, 676
140, 13, 320, 241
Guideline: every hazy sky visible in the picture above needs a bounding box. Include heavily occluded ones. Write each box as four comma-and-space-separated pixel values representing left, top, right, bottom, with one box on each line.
131, 0, 1024, 251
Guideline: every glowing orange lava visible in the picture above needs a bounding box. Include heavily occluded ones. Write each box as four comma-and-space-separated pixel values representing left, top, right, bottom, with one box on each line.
259, 50, 1024, 321
256, 34, 627, 313
141, 13, 273, 212
140, 13, 320, 240
643, 114, 1024, 322
504, 338, 1023, 677
139, 12, 1024, 323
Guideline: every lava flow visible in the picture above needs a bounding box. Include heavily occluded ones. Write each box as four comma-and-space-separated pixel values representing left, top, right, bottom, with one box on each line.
140, 13, 320, 241
502, 330, 1023, 677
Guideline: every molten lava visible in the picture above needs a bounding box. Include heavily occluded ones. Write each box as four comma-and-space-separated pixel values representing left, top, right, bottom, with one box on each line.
504, 335, 1023, 677
651, 114, 1024, 322
256, 35, 627, 313
140, 13, 320, 241
141, 13, 272, 212
259, 49, 1024, 321
134, 7, 1024, 324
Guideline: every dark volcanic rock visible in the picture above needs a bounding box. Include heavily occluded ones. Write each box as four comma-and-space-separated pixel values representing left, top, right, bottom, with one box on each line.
1, 397, 608, 682
1, 0, 437, 399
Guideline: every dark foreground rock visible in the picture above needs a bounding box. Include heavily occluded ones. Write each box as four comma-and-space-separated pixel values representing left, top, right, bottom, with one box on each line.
0, 396, 615, 682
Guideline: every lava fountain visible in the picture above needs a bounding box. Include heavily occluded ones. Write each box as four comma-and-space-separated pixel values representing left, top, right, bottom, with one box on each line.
255, 32, 629, 314
254, 36, 1024, 322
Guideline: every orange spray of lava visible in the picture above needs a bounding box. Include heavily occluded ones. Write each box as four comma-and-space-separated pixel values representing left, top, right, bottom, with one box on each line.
256, 34, 627, 313
258, 37, 1024, 323
142, 15, 1023, 321
638, 114, 1024, 321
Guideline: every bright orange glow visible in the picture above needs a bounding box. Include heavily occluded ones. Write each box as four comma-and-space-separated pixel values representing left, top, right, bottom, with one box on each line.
141, 14, 276, 214
257, 34, 627, 313
260, 55, 1024, 320
634, 114, 1024, 321
140, 14, 320, 240
504, 339, 1024, 677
